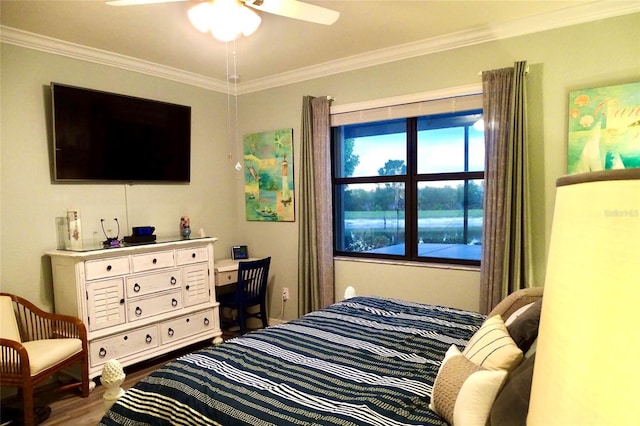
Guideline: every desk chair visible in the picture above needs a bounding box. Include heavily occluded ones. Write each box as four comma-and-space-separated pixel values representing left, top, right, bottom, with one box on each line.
219, 257, 271, 335
0, 293, 90, 426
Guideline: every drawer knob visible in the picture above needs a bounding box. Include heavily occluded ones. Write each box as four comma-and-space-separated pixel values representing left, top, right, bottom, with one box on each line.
153, 258, 158, 264
134, 283, 141, 292
99, 347, 107, 358
120, 298, 125, 305
106, 265, 112, 272
204, 318, 210, 326
145, 334, 152, 343
185, 285, 190, 290
170, 276, 177, 285
191, 253, 196, 258
171, 298, 178, 307
167, 328, 174, 337
135, 307, 142, 316
227, 274, 232, 280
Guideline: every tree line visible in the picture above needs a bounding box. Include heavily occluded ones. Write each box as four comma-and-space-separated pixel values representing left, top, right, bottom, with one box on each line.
343, 156, 483, 212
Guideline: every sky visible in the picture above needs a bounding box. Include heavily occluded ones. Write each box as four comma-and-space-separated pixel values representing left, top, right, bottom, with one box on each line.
350, 128, 484, 177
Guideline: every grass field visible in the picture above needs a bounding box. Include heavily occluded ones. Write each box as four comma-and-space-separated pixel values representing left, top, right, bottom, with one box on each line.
345, 209, 482, 219
341, 209, 482, 250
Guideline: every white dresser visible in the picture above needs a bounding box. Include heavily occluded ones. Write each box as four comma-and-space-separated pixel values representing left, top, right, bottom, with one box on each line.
47, 237, 222, 381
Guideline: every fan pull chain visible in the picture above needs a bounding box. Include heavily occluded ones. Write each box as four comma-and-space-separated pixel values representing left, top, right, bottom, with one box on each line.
232, 40, 242, 171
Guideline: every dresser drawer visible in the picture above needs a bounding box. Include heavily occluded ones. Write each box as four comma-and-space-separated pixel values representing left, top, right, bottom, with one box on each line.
85, 257, 130, 280
160, 309, 217, 344
215, 269, 237, 286
176, 246, 209, 265
127, 290, 182, 322
89, 325, 158, 367
126, 269, 181, 298
132, 250, 175, 272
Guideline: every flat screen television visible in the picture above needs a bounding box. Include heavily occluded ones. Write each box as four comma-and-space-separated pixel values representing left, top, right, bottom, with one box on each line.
51, 83, 191, 183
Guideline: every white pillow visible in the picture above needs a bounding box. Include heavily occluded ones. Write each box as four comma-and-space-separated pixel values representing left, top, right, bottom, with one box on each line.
504, 302, 535, 326
462, 315, 523, 371
430, 345, 508, 426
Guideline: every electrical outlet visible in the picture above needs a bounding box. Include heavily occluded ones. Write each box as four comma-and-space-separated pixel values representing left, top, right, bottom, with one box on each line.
282, 287, 289, 301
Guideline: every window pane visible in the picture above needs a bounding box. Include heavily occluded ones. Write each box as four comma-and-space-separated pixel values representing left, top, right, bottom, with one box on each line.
332, 109, 484, 265
468, 126, 485, 172
337, 120, 406, 178
416, 180, 482, 261
467, 179, 484, 247
417, 127, 465, 173
336, 183, 405, 255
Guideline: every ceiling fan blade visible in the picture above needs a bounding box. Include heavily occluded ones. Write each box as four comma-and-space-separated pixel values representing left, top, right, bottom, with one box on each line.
244, 0, 339, 25
106, 0, 189, 6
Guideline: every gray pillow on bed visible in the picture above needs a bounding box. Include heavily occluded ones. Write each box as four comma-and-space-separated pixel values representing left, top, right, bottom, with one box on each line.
506, 300, 542, 353
490, 353, 535, 426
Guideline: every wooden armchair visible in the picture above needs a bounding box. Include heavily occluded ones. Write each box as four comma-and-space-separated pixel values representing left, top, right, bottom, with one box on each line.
0, 293, 90, 426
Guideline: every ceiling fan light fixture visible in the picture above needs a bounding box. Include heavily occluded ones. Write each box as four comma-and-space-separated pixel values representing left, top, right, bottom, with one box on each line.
187, 2, 214, 33
239, 5, 261, 37
188, 0, 261, 42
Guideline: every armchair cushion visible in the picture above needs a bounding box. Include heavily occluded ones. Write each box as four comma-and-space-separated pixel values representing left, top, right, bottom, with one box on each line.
0, 295, 21, 342
22, 339, 83, 376
0, 292, 90, 426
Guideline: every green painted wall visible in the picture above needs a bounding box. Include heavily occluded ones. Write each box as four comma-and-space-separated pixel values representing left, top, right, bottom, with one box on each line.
234, 13, 640, 316
0, 44, 238, 307
1, 13, 638, 319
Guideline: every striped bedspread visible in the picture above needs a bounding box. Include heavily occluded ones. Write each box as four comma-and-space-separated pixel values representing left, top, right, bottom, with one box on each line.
99, 296, 484, 426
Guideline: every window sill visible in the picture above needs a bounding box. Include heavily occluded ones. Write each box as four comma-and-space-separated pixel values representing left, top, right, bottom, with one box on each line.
333, 255, 481, 272
367, 243, 481, 261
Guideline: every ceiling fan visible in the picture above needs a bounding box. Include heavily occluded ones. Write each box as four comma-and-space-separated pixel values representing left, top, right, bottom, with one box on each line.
106, 0, 340, 26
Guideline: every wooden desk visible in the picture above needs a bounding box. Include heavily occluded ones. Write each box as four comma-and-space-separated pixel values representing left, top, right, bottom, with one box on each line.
214, 258, 258, 286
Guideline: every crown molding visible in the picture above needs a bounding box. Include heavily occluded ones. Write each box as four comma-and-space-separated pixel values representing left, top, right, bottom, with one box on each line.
241, 1, 640, 94
0, 26, 229, 93
2, 1, 638, 95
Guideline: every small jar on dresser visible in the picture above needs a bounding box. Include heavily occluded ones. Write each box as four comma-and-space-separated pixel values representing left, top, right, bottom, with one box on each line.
46, 237, 222, 385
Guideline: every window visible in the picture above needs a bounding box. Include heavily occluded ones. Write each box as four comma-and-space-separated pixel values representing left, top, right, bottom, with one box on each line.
332, 106, 484, 265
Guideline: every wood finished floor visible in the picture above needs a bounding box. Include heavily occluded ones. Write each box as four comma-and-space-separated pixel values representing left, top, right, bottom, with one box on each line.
1, 330, 240, 425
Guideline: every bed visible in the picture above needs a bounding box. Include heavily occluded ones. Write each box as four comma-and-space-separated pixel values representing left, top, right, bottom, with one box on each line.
99, 288, 543, 426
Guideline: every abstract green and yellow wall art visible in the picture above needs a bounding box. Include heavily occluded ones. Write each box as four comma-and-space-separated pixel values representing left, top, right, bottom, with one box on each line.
243, 128, 294, 221
568, 81, 640, 174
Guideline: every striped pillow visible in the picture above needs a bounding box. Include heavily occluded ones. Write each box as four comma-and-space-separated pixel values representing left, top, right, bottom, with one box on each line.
463, 315, 523, 371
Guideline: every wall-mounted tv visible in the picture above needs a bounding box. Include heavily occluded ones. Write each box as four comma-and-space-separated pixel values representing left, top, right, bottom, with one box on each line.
51, 83, 191, 183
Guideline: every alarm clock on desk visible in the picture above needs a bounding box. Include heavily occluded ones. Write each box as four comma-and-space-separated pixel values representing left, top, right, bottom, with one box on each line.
231, 245, 248, 260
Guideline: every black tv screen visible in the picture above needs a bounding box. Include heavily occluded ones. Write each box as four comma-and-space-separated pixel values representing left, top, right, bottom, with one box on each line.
51, 83, 191, 183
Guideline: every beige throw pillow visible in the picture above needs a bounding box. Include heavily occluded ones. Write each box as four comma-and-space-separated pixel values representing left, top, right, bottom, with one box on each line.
462, 315, 523, 371
430, 345, 507, 426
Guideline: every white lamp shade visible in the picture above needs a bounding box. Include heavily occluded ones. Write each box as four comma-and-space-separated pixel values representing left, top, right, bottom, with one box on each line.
528, 169, 640, 425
